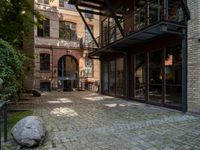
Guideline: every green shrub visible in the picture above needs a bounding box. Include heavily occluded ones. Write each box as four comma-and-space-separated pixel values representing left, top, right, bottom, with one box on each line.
0, 39, 26, 100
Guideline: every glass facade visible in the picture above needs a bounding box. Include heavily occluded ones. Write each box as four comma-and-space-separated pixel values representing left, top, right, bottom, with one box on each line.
101, 45, 182, 109
133, 45, 182, 108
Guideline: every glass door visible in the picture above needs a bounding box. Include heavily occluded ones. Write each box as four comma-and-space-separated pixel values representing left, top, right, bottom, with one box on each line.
148, 50, 163, 104
109, 60, 116, 95
116, 58, 124, 96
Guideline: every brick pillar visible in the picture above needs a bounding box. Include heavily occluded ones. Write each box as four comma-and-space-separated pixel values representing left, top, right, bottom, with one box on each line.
187, 0, 200, 113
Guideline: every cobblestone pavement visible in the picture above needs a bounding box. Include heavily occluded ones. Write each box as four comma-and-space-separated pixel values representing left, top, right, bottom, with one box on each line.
4, 91, 200, 150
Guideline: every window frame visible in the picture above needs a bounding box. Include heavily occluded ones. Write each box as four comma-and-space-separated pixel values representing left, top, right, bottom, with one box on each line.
59, 21, 77, 41
40, 53, 51, 71
59, 0, 64, 7
37, 18, 50, 37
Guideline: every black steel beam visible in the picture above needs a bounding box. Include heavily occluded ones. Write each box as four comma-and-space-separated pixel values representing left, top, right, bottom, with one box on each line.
180, 0, 191, 20
182, 31, 187, 113
76, 5, 99, 48
104, 0, 124, 37
81, 0, 105, 6
77, 8, 123, 19
78, 8, 106, 16
78, 3, 103, 10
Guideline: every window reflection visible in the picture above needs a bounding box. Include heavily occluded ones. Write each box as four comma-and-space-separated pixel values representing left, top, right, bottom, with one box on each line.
149, 51, 163, 104
135, 53, 145, 100
165, 45, 182, 106
116, 58, 124, 96
109, 60, 116, 95
102, 61, 109, 94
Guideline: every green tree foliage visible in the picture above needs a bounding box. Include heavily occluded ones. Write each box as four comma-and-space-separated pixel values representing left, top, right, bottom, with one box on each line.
0, 0, 44, 99
0, 39, 26, 100
0, 0, 42, 47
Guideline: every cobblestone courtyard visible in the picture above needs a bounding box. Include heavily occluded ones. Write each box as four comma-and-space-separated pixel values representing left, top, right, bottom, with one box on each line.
5, 92, 200, 149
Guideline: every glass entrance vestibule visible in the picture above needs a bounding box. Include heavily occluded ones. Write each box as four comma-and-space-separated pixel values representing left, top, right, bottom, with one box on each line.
102, 57, 125, 97
131, 45, 182, 109
101, 45, 183, 109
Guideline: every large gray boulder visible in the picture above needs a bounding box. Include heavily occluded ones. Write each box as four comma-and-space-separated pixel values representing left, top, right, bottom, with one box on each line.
11, 116, 46, 147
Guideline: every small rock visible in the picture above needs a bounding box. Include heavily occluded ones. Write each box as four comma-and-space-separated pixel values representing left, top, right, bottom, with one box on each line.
11, 116, 46, 147
32, 89, 41, 97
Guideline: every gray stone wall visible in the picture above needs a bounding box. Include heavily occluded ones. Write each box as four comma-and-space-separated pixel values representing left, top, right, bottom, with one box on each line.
187, 0, 200, 113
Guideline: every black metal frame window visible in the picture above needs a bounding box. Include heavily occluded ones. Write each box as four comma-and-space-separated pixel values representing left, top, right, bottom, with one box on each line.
85, 54, 93, 78
40, 53, 50, 71
85, 25, 93, 44
131, 44, 182, 109
37, 18, 50, 37
59, 21, 77, 41
164, 45, 182, 107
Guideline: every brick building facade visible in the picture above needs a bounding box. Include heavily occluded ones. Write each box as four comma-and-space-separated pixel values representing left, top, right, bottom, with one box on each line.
23, 0, 100, 92
187, 0, 200, 113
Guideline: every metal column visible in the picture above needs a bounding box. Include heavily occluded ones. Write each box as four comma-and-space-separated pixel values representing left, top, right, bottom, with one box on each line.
182, 32, 187, 112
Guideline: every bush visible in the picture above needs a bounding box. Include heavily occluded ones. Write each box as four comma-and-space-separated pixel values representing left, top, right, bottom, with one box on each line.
0, 39, 26, 100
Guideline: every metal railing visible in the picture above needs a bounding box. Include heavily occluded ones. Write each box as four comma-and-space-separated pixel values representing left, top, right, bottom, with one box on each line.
88, 0, 185, 52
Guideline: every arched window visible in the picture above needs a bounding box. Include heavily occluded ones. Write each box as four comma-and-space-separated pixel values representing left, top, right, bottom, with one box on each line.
40, 53, 50, 71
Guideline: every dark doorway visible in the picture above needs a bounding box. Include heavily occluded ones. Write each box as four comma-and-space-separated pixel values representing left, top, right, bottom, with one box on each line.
58, 55, 78, 91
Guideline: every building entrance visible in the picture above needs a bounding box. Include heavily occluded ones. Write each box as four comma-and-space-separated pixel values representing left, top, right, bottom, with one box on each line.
58, 55, 78, 91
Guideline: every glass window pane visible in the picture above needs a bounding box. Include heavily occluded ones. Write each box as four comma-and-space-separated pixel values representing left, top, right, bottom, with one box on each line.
59, 0, 64, 7
109, 60, 116, 95
116, 58, 124, 96
102, 61, 109, 94
85, 54, 93, 78
40, 53, 50, 71
44, 0, 49, 4
135, 53, 145, 100
44, 19, 50, 37
102, 18, 109, 46
149, 51, 163, 104
165, 45, 182, 106
59, 21, 76, 40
